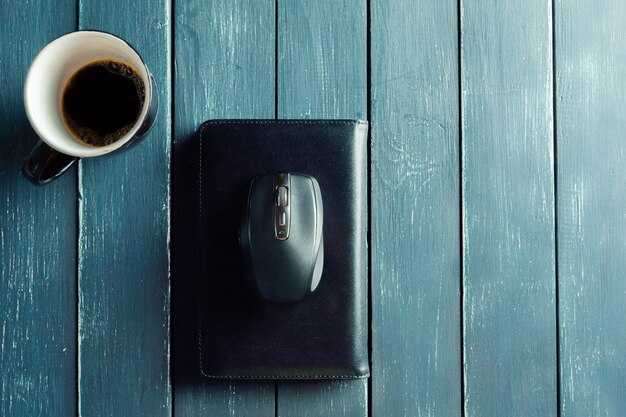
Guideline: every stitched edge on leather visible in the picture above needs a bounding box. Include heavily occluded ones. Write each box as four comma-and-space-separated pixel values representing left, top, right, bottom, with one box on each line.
197, 119, 369, 380
199, 119, 368, 131
199, 372, 370, 380
197, 129, 204, 376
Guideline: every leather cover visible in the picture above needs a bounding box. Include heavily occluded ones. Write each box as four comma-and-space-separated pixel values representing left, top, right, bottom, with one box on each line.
197, 120, 369, 379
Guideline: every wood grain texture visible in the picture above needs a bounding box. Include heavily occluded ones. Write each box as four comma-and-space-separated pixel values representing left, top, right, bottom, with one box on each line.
0, 3, 77, 417
461, 0, 556, 416
555, 1, 626, 416
173, 0, 275, 415
277, 0, 367, 120
370, 0, 461, 416
277, 1, 367, 416
277, 381, 367, 417
77, 0, 171, 415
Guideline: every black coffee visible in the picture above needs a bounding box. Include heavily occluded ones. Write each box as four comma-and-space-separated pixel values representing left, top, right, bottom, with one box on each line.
62, 59, 145, 147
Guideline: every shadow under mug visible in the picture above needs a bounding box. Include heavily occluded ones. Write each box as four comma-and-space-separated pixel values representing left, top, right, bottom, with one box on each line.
23, 31, 158, 185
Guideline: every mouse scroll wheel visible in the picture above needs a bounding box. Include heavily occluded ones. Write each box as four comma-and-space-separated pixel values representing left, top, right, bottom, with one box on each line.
276, 186, 288, 207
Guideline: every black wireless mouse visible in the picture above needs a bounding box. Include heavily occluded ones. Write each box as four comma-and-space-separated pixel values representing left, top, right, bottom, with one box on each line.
240, 173, 324, 303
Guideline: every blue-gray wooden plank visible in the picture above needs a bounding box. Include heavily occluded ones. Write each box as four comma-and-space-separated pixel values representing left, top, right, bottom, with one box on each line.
173, 0, 276, 415
461, 0, 557, 416
0, 2, 77, 417
276, 0, 367, 416
370, 0, 461, 415
555, 1, 626, 415
76, 0, 171, 415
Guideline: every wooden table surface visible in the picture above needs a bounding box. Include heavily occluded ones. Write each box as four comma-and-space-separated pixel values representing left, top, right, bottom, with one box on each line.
2, 0, 625, 416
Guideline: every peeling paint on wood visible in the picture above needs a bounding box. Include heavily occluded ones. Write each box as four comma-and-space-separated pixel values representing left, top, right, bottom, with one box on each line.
556, 1, 626, 415
276, 0, 368, 415
76, 0, 172, 415
461, 0, 557, 416
370, 0, 462, 416
173, 0, 276, 415
0, 2, 77, 417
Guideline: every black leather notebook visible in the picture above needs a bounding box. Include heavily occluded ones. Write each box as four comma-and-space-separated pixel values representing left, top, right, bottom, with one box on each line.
197, 120, 369, 379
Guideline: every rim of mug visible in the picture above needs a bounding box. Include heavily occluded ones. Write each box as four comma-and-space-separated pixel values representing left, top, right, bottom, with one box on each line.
24, 30, 153, 158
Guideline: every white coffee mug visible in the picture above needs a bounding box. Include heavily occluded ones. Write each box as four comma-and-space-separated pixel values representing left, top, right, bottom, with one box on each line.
23, 31, 158, 185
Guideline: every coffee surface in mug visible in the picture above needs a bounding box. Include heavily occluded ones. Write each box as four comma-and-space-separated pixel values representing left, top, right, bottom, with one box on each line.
62, 59, 145, 147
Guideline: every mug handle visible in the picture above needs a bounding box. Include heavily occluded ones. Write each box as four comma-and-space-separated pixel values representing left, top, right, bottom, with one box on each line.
23, 140, 78, 185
